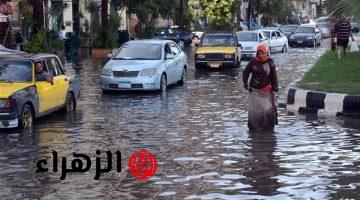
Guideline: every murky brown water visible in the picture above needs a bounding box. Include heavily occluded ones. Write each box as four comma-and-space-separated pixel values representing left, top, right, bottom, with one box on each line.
1, 39, 360, 200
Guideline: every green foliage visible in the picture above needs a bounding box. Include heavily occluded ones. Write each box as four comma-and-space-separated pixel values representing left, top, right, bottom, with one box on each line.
48, 39, 65, 54
298, 51, 360, 94
122, 0, 179, 38
104, 12, 123, 49
19, 0, 34, 40
49, 2, 69, 31
323, 0, 360, 22
23, 29, 47, 53
200, 0, 236, 30
85, 0, 100, 13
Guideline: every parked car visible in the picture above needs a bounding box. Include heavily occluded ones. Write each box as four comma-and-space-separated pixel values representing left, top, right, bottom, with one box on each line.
289, 24, 322, 47
260, 29, 289, 53
192, 31, 204, 40
351, 20, 360, 33
154, 28, 192, 49
100, 39, 187, 93
279, 24, 299, 39
236, 30, 270, 59
0, 53, 81, 129
195, 32, 242, 69
318, 24, 331, 38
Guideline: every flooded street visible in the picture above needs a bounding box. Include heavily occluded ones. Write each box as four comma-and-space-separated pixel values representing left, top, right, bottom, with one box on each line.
1, 39, 360, 200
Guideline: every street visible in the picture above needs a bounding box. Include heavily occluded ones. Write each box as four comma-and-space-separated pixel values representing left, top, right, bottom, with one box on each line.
1, 39, 360, 199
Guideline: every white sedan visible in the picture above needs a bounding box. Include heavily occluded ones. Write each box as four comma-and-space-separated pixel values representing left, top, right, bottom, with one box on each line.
236, 30, 270, 59
261, 29, 289, 53
100, 39, 187, 93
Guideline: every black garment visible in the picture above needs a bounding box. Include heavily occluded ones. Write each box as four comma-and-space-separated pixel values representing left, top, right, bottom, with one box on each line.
334, 20, 352, 41
337, 39, 349, 49
243, 58, 279, 92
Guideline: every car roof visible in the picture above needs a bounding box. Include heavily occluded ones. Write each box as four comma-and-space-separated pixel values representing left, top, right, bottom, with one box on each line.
126, 39, 170, 45
236, 31, 259, 33
300, 24, 316, 27
280, 24, 298, 27
0, 50, 58, 62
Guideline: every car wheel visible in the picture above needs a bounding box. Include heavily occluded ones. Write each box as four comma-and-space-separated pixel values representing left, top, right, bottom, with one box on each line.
178, 68, 187, 85
19, 104, 33, 129
177, 40, 185, 49
64, 93, 76, 112
160, 74, 167, 93
282, 45, 287, 53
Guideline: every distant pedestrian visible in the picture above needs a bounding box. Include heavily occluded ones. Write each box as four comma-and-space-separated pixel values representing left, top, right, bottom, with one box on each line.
243, 44, 279, 132
59, 25, 67, 40
334, 18, 354, 59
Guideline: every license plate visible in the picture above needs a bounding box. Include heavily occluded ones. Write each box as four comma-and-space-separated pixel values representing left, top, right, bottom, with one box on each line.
297, 40, 303, 44
118, 81, 131, 88
208, 61, 220, 68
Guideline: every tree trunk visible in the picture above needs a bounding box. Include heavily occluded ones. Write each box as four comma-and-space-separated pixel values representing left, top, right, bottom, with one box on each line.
247, 0, 252, 30
101, 0, 108, 27
29, 0, 44, 34
177, 0, 184, 28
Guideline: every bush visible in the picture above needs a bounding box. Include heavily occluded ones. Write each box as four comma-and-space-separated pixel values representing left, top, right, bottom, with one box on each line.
23, 29, 47, 53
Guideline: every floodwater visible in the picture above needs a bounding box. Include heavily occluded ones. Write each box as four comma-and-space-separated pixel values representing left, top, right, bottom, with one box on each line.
0, 39, 359, 200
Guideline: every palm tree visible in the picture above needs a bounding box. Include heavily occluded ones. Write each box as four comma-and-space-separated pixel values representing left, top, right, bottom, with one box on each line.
323, 0, 360, 21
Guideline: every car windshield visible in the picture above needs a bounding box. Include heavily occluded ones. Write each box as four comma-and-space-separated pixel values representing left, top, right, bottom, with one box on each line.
0, 61, 33, 83
114, 43, 162, 60
201, 34, 235, 46
262, 31, 270, 39
296, 27, 315, 33
280, 26, 298, 32
237, 32, 258, 41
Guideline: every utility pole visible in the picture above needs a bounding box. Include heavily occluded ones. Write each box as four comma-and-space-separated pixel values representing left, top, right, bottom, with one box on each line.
247, 0, 252, 30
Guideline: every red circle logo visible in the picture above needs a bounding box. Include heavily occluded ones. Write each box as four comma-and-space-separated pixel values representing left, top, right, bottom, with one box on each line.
128, 149, 157, 180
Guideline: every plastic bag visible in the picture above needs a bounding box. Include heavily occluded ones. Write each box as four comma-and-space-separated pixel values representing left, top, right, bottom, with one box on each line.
350, 42, 359, 52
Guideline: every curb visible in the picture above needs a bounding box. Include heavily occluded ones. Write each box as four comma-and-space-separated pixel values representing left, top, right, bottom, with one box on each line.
283, 87, 360, 119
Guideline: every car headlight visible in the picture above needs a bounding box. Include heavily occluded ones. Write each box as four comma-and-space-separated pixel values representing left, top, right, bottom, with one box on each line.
0, 99, 13, 109
225, 54, 234, 59
140, 68, 157, 76
101, 68, 112, 76
196, 54, 205, 59
307, 36, 314, 40
290, 35, 295, 39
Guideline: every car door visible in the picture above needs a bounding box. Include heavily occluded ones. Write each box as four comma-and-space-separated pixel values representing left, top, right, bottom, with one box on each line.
46, 57, 69, 106
34, 60, 58, 113
170, 42, 183, 81
270, 31, 280, 51
276, 31, 287, 48
164, 43, 176, 84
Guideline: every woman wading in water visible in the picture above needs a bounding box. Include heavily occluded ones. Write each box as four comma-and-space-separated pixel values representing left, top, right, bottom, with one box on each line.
243, 44, 279, 132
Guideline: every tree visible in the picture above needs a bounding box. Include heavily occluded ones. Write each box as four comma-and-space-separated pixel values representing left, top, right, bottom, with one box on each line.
199, 0, 236, 30
323, 0, 360, 22
121, 0, 178, 38
29, 0, 44, 34
101, 0, 108, 26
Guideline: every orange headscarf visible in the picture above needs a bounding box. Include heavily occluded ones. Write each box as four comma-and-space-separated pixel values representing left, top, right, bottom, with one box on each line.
255, 44, 269, 62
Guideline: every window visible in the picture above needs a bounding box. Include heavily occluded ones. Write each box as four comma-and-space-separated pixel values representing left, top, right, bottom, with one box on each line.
52, 58, 64, 75
46, 59, 58, 77
168, 29, 180, 35
276, 31, 282, 38
259, 33, 263, 40
164, 44, 173, 55
170, 43, 181, 55
271, 32, 277, 39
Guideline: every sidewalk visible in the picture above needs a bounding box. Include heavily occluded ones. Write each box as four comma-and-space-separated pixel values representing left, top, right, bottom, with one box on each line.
284, 34, 360, 118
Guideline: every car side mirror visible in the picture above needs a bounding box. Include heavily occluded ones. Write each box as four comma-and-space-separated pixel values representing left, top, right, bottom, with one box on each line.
237, 43, 242, 48
107, 54, 113, 59
166, 53, 175, 60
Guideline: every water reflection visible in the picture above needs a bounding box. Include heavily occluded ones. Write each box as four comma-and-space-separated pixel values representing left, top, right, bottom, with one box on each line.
244, 131, 280, 196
